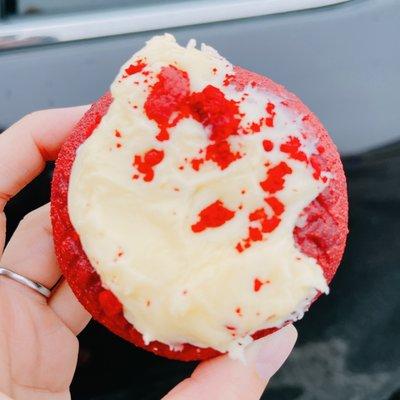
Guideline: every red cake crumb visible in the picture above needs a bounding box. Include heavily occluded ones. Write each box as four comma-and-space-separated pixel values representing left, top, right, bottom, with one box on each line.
133, 148, 164, 182
191, 200, 235, 233
124, 60, 146, 76
144, 65, 190, 142
145, 67, 242, 171
263, 139, 274, 152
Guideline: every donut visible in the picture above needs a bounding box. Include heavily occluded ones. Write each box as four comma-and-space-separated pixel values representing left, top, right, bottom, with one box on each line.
51, 34, 348, 361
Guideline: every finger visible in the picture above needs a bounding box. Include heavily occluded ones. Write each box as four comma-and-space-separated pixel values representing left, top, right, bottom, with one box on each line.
164, 325, 297, 400
0, 105, 88, 212
0, 213, 5, 258
1, 202, 91, 334
49, 280, 91, 335
0, 105, 88, 254
1, 204, 60, 290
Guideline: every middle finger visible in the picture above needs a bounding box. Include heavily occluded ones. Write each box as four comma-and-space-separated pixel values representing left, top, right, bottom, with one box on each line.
1, 203, 61, 290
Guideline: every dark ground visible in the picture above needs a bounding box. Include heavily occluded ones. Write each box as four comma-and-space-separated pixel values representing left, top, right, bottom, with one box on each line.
4, 141, 400, 400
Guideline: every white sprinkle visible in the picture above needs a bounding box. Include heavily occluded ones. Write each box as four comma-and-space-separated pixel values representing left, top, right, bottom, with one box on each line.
295, 214, 308, 228
300, 137, 319, 158
321, 171, 334, 181
169, 343, 184, 352
187, 38, 197, 49
143, 333, 154, 346
227, 335, 253, 362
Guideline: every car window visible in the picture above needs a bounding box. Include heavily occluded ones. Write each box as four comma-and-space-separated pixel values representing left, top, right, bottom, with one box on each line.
16, 0, 190, 16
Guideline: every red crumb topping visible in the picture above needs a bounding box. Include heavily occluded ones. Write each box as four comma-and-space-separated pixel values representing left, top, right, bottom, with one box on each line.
115, 130, 122, 138
226, 325, 237, 337
280, 136, 326, 181
260, 162, 292, 194
124, 59, 146, 76
235, 307, 242, 316
191, 158, 204, 171
254, 278, 263, 292
280, 136, 307, 162
144, 65, 191, 141
189, 85, 242, 170
189, 85, 240, 142
236, 192, 286, 252
133, 149, 164, 182
264, 196, 285, 216
310, 155, 322, 180
131, 66, 325, 250
253, 278, 271, 292
237, 206, 282, 251
98, 290, 123, 316
145, 67, 242, 170
263, 139, 274, 152
204, 140, 241, 170
236, 243, 244, 253
191, 200, 235, 233
250, 122, 262, 133
265, 102, 276, 127
243, 102, 276, 135
223, 74, 235, 86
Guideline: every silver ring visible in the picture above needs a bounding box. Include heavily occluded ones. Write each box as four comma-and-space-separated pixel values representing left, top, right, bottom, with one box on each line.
0, 267, 51, 298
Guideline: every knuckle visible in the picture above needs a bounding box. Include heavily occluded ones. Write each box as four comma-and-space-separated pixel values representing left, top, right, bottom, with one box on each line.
18, 109, 51, 127
18, 209, 38, 227
17, 204, 50, 233
19, 206, 45, 228
19, 110, 40, 125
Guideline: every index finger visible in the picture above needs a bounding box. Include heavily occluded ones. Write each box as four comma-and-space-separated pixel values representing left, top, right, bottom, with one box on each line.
0, 105, 89, 211
164, 325, 297, 400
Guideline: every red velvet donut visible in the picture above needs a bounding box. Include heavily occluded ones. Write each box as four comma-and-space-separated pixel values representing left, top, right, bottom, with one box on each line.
51, 66, 348, 361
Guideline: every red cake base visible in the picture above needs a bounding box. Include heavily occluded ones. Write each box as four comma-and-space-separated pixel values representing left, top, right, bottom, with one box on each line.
51, 67, 348, 361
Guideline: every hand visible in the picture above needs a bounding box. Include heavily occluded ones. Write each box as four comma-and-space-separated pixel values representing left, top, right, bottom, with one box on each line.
0, 108, 297, 400
0, 107, 91, 400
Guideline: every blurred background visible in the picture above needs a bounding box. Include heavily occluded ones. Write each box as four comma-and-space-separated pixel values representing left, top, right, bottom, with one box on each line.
1, 0, 399, 399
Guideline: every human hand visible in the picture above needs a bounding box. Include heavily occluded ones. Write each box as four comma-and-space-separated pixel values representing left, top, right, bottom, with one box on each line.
0, 108, 297, 400
0, 107, 91, 400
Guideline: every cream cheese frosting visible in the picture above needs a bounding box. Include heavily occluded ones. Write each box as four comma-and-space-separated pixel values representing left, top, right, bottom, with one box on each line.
68, 34, 329, 357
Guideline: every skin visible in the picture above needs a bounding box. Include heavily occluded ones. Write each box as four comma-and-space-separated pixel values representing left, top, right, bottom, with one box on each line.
0, 107, 297, 400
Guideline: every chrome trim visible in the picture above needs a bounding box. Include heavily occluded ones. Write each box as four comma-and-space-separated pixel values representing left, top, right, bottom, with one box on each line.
0, 0, 351, 50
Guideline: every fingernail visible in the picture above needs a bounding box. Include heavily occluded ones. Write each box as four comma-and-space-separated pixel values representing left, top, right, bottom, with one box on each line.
245, 325, 298, 381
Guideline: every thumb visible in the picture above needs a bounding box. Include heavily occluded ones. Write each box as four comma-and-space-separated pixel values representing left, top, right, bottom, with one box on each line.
163, 324, 297, 400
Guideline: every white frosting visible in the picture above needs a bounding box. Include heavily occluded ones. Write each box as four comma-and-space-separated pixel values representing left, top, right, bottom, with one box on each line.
68, 34, 329, 357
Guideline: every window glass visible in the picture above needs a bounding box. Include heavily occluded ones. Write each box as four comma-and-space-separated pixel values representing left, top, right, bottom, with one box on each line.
17, 0, 190, 16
